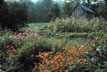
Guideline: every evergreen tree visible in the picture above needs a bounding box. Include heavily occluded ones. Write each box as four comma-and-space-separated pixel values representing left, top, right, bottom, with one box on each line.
0, 0, 27, 31
53, 3, 60, 18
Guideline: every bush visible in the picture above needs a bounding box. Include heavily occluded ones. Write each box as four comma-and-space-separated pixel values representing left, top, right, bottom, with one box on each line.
47, 18, 107, 33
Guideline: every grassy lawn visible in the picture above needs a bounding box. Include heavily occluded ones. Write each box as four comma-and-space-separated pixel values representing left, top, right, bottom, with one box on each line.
27, 23, 49, 32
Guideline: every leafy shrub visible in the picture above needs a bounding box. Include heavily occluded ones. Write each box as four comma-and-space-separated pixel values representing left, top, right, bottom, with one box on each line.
47, 18, 107, 33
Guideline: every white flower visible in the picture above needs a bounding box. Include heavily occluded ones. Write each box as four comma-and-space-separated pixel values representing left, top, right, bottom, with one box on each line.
96, 48, 101, 52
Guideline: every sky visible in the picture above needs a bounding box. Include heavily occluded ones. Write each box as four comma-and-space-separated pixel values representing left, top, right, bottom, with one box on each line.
4, 0, 104, 3
31, 0, 104, 3
31, 0, 64, 3
5, 0, 64, 3
5, 0, 20, 2
31, 0, 38, 3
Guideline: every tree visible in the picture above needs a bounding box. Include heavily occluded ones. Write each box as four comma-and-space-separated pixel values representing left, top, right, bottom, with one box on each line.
0, 0, 9, 30
31, 0, 54, 22
104, 0, 107, 5
52, 3, 61, 19
63, 0, 79, 17
64, 1, 73, 16
0, 0, 28, 31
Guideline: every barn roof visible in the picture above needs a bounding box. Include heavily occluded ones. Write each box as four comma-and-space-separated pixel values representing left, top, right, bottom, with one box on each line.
80, 4, 95, 14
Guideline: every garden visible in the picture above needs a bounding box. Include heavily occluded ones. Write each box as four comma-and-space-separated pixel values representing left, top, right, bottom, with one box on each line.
0, 18, 107, 72
0, 0, 107, 72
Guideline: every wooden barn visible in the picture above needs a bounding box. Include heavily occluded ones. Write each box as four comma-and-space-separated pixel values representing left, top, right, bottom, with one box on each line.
71, 3, 96, 19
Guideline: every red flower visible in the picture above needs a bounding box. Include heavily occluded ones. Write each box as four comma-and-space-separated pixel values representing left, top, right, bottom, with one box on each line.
6, 45, 10, 49
79, 59, 84, 64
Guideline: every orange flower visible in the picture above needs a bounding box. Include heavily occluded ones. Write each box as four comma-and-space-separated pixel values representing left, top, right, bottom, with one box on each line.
39, 52, 49, 58
79, 48, 84, 54
43, 52, 49, 58
43, 69, 51, 72
50, 60, 54, 64
68, 48, 79, 55
32, 46, 88, 71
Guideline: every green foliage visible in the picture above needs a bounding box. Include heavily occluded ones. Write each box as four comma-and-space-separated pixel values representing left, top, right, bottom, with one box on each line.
95, 69, 107, 72
0, 32, 14, 51
47, 18, 107, 33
